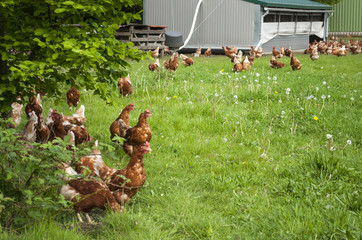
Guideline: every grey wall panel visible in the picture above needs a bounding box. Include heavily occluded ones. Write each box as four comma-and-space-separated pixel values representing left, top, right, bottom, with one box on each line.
262, 35, 309, 54
144, 0, 256, 49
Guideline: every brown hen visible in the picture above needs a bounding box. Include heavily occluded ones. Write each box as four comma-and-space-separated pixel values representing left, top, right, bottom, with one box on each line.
66, 86, 80, 110
123, 109, 152, 156
110, 103, 135, 141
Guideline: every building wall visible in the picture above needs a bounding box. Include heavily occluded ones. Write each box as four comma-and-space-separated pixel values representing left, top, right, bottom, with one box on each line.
143, 0, 257, 49
262, 35, 309, 54
329, 0, 362, 35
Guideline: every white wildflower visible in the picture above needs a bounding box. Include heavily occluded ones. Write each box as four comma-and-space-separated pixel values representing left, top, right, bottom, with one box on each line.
188, 101, 193, 104
184, 80, 187, 83
223, 138, 228, 142
321, 95, 326, 99
195, 155, 200, 158
286, 88, 291, 92
215, 93, 219, 97
330, 146, 336, 151
261, 153, 267, 158
323, 81, 326, 85
343, 95, 346, 98
316, 87, 319, 91
235, 85, 239, 88
201, 80, 203, 83
243, 75, 246, 78
273, 76, 277, 80
267, 76, 271, 80
254, 79, 258, 82
350, 97, 354, 101
328, 95, 331, 98
281, 111, 285, 115
321, 67, 323, 69
251, 100, 254, 103
256, 73, 260, 77
279, 100, 282, 103
301, 108, 304, 110
326, 134, 333, 139
234, 95, 238, 99
347, 140, 352, 145
166, 97, 171, 101
354, 90, 357, 93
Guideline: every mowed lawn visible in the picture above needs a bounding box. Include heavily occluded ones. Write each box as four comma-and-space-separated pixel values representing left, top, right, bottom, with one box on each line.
7, 52, 362, 239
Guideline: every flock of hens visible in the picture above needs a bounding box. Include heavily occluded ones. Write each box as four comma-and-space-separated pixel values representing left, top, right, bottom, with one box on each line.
9, 86, 152, 223
8, 36, 361, 223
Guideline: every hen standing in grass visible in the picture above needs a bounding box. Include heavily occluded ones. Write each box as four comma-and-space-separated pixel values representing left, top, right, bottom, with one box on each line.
60, 162, 122, 223
110, 103, 135, 141
123, 109, 152, 156
148, 59, 160, 71
163, 52, 179, 71
8, 97, 23, 128
290, 53, 302, 71
76, 141, 151, 206
25, 93, 42, 119
118, 74, 133, 96
204, 47, 212, 57
270, 56, 286, 69
66, 86, 80, 110
36, 113, 50, 143
180, 54, 194, 67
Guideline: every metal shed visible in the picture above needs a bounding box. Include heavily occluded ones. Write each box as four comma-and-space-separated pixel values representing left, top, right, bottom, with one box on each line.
328, 0, 362, 37
143, 0, 333, 53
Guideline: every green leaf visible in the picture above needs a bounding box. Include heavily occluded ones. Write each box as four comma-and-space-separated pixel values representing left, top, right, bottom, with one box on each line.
52, 52, 59, 60
54, 8, 66, 13
62, 1, 75, 5
34, 28, 46, 36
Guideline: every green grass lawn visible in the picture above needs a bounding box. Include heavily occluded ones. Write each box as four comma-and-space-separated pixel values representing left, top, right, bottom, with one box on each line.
4, 52, 362, 239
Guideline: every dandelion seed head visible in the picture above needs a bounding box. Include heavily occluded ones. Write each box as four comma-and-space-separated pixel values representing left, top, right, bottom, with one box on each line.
273, 76, 277, 80
347, 140, 352, 145
321, 95, 326, 99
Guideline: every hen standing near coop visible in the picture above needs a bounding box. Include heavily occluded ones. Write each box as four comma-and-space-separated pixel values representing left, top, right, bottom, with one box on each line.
204, 47, 212, 57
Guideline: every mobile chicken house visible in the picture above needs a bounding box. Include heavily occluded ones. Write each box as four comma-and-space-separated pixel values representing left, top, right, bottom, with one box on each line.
143, 0, 333, 53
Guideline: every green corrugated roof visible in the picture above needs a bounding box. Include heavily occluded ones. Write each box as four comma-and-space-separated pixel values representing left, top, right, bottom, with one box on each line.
244, 0, 333, 10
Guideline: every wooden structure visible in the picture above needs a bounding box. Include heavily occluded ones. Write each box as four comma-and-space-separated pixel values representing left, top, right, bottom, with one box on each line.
115, 23, 167, 57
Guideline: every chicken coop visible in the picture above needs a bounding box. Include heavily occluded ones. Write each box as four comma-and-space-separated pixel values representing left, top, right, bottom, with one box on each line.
143, 0, 333, 53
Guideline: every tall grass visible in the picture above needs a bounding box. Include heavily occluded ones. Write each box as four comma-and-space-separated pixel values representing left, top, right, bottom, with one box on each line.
4, 53, 361, 239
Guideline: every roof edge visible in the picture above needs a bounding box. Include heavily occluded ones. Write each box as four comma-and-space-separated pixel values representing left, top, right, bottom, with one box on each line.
244, 0, 333, 10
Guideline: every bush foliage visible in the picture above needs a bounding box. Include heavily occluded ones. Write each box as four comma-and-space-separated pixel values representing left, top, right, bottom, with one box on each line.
0, 0, 147, 115
0, 120, 89, 228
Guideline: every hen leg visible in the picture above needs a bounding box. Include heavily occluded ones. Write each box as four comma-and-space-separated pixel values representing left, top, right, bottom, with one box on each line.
85, 213, 93, 223
76, 212, 83, 222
